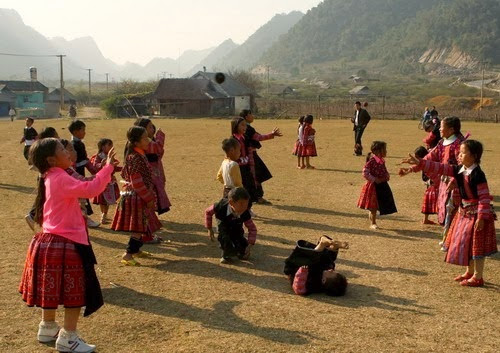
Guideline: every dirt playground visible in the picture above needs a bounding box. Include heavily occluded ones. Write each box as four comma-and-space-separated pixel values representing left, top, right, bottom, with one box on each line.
0, 117, 498, 353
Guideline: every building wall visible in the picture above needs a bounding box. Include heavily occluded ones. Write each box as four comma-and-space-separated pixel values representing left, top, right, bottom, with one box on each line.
234, 95, 251, 113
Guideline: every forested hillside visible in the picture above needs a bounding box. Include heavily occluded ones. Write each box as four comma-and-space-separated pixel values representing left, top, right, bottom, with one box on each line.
261, 0, 500, 72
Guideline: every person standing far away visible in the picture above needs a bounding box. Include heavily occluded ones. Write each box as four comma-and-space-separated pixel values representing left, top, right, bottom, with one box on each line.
9, 107, 16, 122
351, 101, 371, 156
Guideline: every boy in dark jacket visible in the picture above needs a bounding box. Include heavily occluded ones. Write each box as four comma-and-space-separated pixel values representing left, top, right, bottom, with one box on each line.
205, 187, 257, 263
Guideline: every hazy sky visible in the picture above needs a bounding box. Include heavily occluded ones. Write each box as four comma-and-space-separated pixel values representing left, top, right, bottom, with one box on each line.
2, 0, 322, 65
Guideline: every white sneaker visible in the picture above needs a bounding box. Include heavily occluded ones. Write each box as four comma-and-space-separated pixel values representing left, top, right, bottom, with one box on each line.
55, 330, 96, 353
37, 321, 60, 342
86, 218, 100, 228
370, 224, 379, 230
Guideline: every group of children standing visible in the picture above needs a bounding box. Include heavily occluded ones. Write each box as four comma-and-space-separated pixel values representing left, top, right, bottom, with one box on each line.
18, 117, 171, 352
15, 110, 497, 352
353, 113, 497, 288
292, 114, 317, 169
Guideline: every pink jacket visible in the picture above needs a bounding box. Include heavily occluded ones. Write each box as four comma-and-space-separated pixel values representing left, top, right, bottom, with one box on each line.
42, 164, 114, 244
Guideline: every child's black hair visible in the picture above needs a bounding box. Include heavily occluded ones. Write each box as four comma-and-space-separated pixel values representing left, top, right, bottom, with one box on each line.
228, 187, 250, 202
26, 117, 34, 123
304, 114, 313, 124
28, 138, 60, 226
222, 138, 239, 153
323, 272, 348, 296
442, 116, 461, 136
231, 117, 245, 135
414, 146, 428, 159
134, 117, 152, 129
298, 116, 305, 124
366, 141, 387, 162
461, 139, 483, 165
124, 126, 147, 159
60, 139, 70, 148
423, 119, 435, 132
68, 120, 86, 134
39, 127, 58, 139
97, 138, 113, 153
239, 109, 252, 118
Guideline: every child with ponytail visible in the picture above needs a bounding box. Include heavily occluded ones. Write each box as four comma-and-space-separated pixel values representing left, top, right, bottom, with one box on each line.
19, 138, 117, 353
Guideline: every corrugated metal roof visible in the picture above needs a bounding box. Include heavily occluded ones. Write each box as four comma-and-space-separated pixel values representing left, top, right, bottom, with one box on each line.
191, 71, 255, 96
0, 80, 48, 92
153, 78, 229, 100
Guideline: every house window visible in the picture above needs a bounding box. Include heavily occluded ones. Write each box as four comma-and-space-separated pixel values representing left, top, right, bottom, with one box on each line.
24, 96, 29, 103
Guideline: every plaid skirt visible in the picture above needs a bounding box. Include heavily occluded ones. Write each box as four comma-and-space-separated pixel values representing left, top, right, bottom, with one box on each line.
19, 233, 86, 309
444, 206, 498, 266
92, 182, 119, 205
300, 143, 317, 157
357, 181, 377, 210
421, 185, 438, 214
292, 140, 302, 156
112, 191, 160, 235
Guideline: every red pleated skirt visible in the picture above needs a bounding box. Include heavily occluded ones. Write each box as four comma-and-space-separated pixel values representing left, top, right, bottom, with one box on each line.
421, 184, 438, 214
112, 191, 160, 233
357, 181, 378, 210
300, 143, 317, 157
19, 233, 86, 309
444, 208, 498, 266
292, 140, 302, 156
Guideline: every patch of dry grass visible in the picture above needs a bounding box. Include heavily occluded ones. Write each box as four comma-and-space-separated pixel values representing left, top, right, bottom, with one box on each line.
0, 117, 498, 353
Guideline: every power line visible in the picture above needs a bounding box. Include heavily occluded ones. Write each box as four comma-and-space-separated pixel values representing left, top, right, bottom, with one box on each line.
0, 52, 62, 57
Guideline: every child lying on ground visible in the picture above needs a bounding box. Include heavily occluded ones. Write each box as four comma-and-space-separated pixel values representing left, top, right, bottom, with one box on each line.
284, 235, 348, 296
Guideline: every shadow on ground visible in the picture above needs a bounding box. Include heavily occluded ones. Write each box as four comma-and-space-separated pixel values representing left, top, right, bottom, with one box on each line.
102, 285, 314, 345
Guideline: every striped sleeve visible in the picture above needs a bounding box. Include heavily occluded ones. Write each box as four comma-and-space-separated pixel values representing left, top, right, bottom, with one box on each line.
419, 159, 455, 177
251, 131, 274, 142
130, 172, 155, 203
362, 160, 376, 182
292, 266, 309, 295
205, 204, 215, 228
477, 182, 492, 220
244, 219, 257, 245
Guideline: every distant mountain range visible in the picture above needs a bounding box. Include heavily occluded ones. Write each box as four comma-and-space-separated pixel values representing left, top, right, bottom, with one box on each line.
0, 8, 303, 81
2, 0, 497, 83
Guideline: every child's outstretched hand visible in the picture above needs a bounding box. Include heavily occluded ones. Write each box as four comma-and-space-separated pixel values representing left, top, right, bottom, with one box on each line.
402, 153, 420, 165
207, 228, 215, 242
106, 147, 119, 167
272, 127, 283, 137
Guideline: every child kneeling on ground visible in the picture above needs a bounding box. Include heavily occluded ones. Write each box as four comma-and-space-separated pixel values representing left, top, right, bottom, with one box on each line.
205, 187, 257, 263
284, 235, 348, 296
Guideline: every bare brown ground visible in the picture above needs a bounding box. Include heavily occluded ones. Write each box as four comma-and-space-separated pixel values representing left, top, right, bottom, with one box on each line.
0, 117, 499, 353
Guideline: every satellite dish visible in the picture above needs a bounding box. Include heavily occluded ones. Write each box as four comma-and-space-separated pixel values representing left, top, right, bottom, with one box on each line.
215, 72, 225, 84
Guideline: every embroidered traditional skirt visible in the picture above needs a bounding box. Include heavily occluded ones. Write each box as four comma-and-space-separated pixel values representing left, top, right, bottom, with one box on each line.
421, 184, 438, 214
92, 182, 120, 205
19, 233, 86, 309
112, 190, 159, 234
444, 204, 498, 266
357, 181, 377, 210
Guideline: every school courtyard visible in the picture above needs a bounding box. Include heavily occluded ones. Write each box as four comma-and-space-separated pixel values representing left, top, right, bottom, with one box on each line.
0, 116, 498, 353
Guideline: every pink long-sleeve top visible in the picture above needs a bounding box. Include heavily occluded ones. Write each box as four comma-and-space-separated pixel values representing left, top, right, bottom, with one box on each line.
42, 164, 114, 244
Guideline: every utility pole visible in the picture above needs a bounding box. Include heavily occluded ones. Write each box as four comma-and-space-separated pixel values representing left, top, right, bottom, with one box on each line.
86, 69, 92, 105
57, 55, 66, 113
266, 65, 270, 96
479, 61, 488, 121
105, 73, 109, 91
